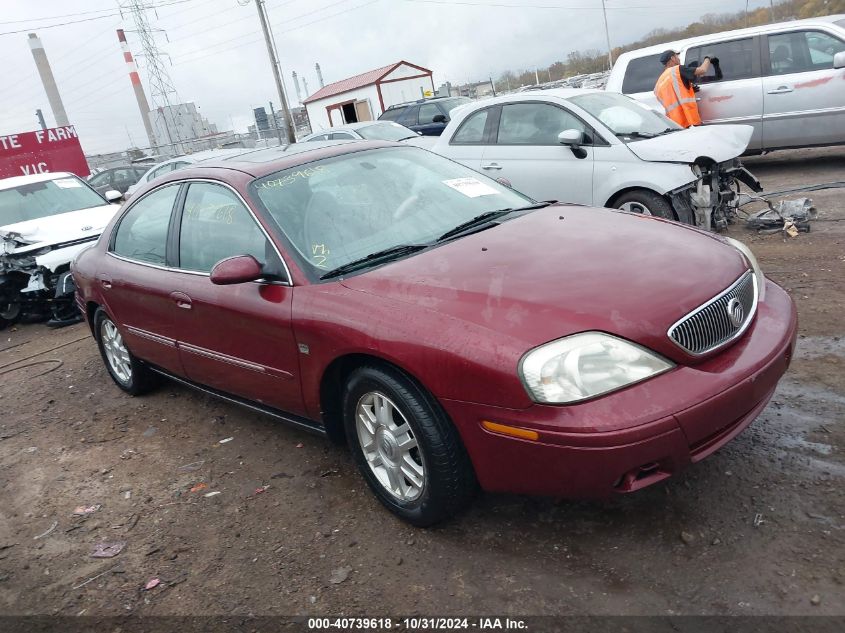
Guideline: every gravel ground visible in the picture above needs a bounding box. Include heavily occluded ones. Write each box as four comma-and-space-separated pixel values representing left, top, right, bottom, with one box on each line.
0, 146, 843, 618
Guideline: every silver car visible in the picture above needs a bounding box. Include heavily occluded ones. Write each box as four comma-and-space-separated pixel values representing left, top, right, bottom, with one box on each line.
606, 14, 845, 152
302, 121, 421, 142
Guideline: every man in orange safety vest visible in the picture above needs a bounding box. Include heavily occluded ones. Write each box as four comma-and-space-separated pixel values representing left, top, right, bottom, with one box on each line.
654, 50, 715, 128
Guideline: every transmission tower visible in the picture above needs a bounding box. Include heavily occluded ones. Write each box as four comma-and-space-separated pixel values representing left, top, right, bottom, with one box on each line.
120, 0, 185, 154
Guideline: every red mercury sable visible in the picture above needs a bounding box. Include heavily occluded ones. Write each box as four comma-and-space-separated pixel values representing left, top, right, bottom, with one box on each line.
72, 141, 797, 526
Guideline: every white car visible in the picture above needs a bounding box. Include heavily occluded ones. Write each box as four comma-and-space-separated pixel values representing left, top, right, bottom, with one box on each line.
125, 148, 249, 200
429, 89, 761, 228
0, 172, 122, 328
302, 121, 422, 142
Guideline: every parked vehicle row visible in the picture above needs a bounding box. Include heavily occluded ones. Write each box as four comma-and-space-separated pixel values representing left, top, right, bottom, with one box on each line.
302, 121, 422, 143
606, 14, 845, 152
378, 96, 472, 136
72, 141, 796, 526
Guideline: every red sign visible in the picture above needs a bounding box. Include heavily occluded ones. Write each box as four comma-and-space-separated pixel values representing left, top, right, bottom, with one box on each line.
0, 125, 90, 179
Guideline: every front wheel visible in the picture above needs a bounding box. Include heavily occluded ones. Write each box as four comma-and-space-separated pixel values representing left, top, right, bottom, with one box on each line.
0, 299, 21, 331
343, 365, 477, 526
614, 190, 676, 220
94, 308, 158, 395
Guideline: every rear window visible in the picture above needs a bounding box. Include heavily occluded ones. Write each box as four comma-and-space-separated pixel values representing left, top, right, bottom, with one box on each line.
440, 97, 471, 113
378, 108, 402, 121
621, 53, 663, 94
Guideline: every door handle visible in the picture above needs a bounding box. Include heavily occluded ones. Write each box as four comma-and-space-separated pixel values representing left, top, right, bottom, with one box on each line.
97, 275, 112, 289
767, 86, 793, 94
170, 291, 192, 310
481, 163, 502, 170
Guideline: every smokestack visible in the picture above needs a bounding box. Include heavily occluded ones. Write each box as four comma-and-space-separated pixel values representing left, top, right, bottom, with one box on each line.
28, 34, 69, 127
315, 63, 324, 89
302, 77, 309, 97
292, 71, 302, 104
117, 29, 157, 152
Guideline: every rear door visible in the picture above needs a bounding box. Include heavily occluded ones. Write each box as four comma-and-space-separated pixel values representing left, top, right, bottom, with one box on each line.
416, 102, 445, 136
684, 37, 763, 151
481, 101, 595, 204
761, 28, 845, 149
105, 183, 184, 374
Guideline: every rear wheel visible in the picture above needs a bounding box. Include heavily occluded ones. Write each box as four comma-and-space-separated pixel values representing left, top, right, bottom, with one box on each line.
94, 308, 158, 395
614, 190, 675, 220
343, 364, 477, 526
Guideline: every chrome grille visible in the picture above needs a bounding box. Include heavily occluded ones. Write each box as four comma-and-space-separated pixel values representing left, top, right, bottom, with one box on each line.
668, 270, 757, 356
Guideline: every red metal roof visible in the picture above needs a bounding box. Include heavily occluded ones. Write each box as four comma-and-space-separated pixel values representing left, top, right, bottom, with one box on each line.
302, 61, 430, 104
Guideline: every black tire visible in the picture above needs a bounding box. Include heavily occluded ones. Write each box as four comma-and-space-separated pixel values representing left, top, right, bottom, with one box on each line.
94, 308, 159, 395
613, 189, 676, 220
342, 364, 477, 526
0, 300, 21, 331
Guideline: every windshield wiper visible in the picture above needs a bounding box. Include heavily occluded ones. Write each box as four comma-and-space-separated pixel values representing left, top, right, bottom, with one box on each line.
619, 131, 657, 139
436, 202, 551, 242
319, 243, 430, 280
656, 128, 678, 136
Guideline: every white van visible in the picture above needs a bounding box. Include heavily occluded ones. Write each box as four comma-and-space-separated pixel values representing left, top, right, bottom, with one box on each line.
605, 15, 845, 152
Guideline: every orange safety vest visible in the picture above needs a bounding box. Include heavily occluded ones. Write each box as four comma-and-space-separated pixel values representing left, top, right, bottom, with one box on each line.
654, 66, 701, 128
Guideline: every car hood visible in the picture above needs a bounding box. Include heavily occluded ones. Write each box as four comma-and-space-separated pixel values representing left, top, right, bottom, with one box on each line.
341, 205, 749, 364
626, 124, 753, 164
0, 204, 119, 255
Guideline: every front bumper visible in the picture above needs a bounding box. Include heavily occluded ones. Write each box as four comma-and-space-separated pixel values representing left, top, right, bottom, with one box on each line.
441, 279, 798, 498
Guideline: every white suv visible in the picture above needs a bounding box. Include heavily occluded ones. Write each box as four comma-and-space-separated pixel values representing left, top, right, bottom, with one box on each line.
605, 14, 845, 152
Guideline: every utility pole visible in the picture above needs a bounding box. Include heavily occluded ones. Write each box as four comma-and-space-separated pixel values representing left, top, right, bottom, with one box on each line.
269, 101, 282, 144
489, 76, 496, 97
534, 68, 540, 85
255, 0, 295, 144
601, 0, 613, 70
35, 109, 47, 130
769, 0, 775, 21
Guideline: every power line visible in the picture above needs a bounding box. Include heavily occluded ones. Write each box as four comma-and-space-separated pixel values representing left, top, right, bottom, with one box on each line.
0, 0, 202, 36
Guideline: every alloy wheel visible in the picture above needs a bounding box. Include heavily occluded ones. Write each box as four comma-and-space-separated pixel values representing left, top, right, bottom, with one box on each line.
355, 391, 425, 502
101, 319, 132, 384
619, 201, 653, 215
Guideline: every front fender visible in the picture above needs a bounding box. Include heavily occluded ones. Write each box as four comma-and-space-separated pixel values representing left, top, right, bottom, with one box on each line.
598, 159, 697, 206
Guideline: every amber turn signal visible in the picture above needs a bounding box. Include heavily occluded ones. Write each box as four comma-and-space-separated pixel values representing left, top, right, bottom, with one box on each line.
481, 420, 539, 441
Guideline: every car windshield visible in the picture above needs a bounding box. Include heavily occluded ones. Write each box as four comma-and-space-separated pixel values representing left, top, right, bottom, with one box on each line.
251, 146, 532, 276
0, 176, 107, 227
356, 122, 417, 141
569, 92, 681, 140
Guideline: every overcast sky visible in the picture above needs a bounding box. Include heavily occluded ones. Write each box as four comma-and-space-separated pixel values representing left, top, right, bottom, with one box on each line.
1, 0, 772, 154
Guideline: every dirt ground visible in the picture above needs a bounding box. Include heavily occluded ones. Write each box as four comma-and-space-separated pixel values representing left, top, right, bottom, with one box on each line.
0, 147, 843, 618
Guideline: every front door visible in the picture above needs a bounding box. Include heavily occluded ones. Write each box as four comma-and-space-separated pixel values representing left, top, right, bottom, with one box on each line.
105, 183, 184, 374
170, 181, 304, 415
481, 101, 594, 204
761, 29, 845, 149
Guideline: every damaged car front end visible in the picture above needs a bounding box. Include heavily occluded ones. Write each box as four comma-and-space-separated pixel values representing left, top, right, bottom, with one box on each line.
0, 173, 121, 329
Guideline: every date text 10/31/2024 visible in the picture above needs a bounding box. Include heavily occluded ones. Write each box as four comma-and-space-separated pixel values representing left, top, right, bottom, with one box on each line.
307, 617, 529, 630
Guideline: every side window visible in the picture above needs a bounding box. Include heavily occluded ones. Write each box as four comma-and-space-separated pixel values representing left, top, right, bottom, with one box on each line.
768, 30, 845, 75
451, 108, 490, 144
148, 163, 174, 181
418, 103, 441, 124
112, 185, 179, 265
330, 132, 355, 140
687, 38, 755, 82
497, 103, 586, 145
621, 53, 664, 93
179, 182, 270, 273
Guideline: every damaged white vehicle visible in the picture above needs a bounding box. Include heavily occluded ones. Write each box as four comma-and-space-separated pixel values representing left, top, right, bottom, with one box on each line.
429, 89, 762, 229
0, 172, 121, 329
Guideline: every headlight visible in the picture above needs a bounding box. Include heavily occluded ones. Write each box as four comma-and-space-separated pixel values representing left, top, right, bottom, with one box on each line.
723, 236, 765, 301
519, 332, 674, 404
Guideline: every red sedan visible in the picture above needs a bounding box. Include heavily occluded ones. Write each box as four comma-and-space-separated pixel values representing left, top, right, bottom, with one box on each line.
72, 141, 797, 526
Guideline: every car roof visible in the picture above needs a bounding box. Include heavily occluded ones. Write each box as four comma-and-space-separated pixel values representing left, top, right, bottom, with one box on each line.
0, 171, 79, 190
385, 95, 467, 110
157, 140, 395, 180
303, 121, 407, 139
615, 14, 845, 62
459, 88, 603, 111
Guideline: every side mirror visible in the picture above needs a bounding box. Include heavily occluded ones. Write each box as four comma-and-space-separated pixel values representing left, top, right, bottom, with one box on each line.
557, 129, 583, 145
104, 190, 123, 203
432, 114, 447, 123
834, 51, 845, 69
210, 255, 263, 285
